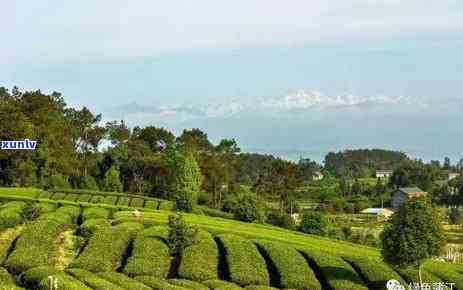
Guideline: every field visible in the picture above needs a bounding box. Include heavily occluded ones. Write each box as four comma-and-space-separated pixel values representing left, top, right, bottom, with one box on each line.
0, 187, 462, 290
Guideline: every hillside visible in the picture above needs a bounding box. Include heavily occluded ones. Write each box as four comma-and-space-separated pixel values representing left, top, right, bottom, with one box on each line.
0, 187, 462, 290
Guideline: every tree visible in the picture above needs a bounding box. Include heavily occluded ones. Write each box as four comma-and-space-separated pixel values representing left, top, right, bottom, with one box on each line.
449, 208, 462, 225
103, 165, 123, 192
177, 128, 213, 152
380, 198, 445, 284
134, 125, 175, 152
299, 212, 332, 236
232, 191, 262, 223
164, 150, 203, 212
443, 157, 451, 170
80, 175, 99, 190
167, 214, 199, 255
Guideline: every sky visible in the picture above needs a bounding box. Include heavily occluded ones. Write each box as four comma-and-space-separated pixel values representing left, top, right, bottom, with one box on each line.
1, 1, 463, 162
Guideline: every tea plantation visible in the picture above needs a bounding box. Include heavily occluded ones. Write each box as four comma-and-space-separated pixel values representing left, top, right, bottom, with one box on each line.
0, 187, 462, 290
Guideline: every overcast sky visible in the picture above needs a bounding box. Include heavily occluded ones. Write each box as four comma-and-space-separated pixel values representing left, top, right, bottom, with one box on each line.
1, 1, 463, 162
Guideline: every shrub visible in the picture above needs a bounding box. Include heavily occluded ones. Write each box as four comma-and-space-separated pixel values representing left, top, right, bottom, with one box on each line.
19, 266, 59, 289
33, 202, 57, 214
103, 166, 123, 192
144, 200, 158, 209
396, 267, 442, 284
159, 200, 174, 211
0, 227, 23, 263
449, 208, 462, 225
79, 218, 111, 237
266, 212, 295, 230
178, 230, 219, 282
80, 175, 99, 190
167, 214, 199, 255
423, 261, 463, 289
64, 193, 79, 202
131, 198, 145, 207
52, 192, 67, 201
82, 207, 110, 221
117, 197, 131, 206
134, 276, 188, 290
217, 234, 269, 286
233, 193, 262, 223
55, 206, 81, 223
343, 256, 405, 289
38, 191, 53, 199
66, 268, 125, 290
90, 195, 105, 204
103, 195, 118, 205
20, 202, 41, 220
4, 211, 75, 273
200, 207, 234, 220
96, 272, 152, 290
300, 249, 368, 290
70, 223, 142, 272
38, 271, 92, 290
0, 266, 15, 284
45, 173, 71, 190
203, 279, 243, 290
123, 226, 170, 278
0, 202, 26, 230
77, 194, 92, 202
244, 286, 279, 290
255, 240, 321, 290
169, 279, 209, 290
299, 212, 331, 236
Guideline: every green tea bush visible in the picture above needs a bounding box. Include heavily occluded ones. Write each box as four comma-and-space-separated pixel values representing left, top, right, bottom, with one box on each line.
0, 266, 15, 284
55, 206, 81, 223
178, 230, 219, 281
300, 249, 368, 290
169, 279, 209, 290
82, 207, 110, 221
38, 191, 53, 199
64, 193, 79, 202
77, 194, 92, 202
0, 201, 26, 230
79, 218, 111, 237
37, 271, 92, 290
203, 279, 243, 290
5, 211, 75, 273
255, 240, 321, 290
70, 223, 141, 272
124, 226, 170, 277
96, 272, 152, 290
244, 286, 279, 290
90, 195, 105, 204
117, 197, 131, 206
424, 261, 463, 289
131, 197, 145, 207
200, 207, 234, 219
144, 200, 158, 209
159, 200, 174, 211
134, 276, 189, 290
0, 227, 23, 263
396, 267, 442, 284
52, 192, 67, 200
104, 195, 118, 205
19, 266, 59, 289
343, 256, 405, 289
66, 268, 126, 290
217, 234, 269, 287
33, 202, 57, 214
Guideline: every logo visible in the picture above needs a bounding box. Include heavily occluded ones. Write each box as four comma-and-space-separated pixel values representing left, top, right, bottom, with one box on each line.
387, 280, 405, 290
0, 139, 37, 150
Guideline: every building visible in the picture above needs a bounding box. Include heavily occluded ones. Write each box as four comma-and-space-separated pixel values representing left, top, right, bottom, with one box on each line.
361, 208, 394, 220
391, 187, 428, 211
441, 170, 460, 181
376, 170, 393, 178
313, 171, 323, 180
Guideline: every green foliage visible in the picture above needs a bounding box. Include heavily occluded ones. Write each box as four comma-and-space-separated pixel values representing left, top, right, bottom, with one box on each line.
300, 249, 368, 290
123, 226, 170, 278
255, 240, 321, 290
423, 261, 463, 289
232, 192, 262, 223
134, 276, 189, 290
131, 197, 145, 207
0, 226, 23, 263
103, 165, 123, 192
448, 207, 462, 225
202, 279, 243, 290
79, 218, 111, 237
82, 206, 110, 221
117, 196, 131, 206
80, 175, 99, 190
265, 212, 295, 230
104, 195, 118, 205
4, 211, 75, 273
167, 214, 199, 255
66, 268, 126, 290
0, 266, 15, 285
169, 279, 209, 290
380, 198, 445, 268
96, 272, 152, 290
20, 202, 41, 220
45, 173, 71, 190
38, 271, 92, 290
77, 194, 92, 202
33, 202, 57, 214
0, 201, 26, 230
396, 267, 442, 284
70, 223, 142, 272
343, 256, 405, 289
164, 150, 202, 212
178, 230, 219, 282
244, 286, 279, 290
299, 211, 332, 236
19, 266, 60, 289
217, 234, 269, 287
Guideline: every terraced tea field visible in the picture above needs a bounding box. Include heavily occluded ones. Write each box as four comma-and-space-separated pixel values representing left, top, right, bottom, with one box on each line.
0, 187, 462, 290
